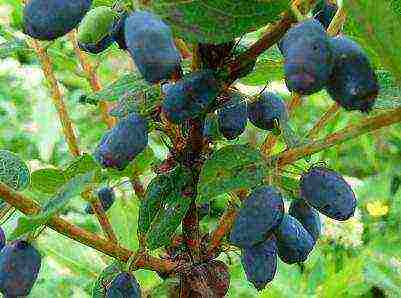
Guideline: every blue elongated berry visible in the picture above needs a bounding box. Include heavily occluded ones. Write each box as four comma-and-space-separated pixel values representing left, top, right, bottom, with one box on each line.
274, 214, 315, 264
0, 228, 5, 251
94, 112, 148, 171
85, 187, 115, 214
300, 166, 357, 221
326, 36, 379, 112
124, 10, 181, 83
0, 240, 42, 297
280, 19, 334, 95
241, 236, 278, 291
289, 199, 321, 243
23, 0, 92, 41
106, 272, 141, 298
230, 186, 284, 248
217, 92, 247, 140
162, 70, 220, 124
248, 92, 288, 131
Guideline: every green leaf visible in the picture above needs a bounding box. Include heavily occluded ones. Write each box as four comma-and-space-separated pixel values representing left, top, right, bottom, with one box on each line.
146, 195, 192, 250
138, 174, 174, 234
145, 167, 193, 250
108, 196, 139, 250
0, 150, 30, 191
239, 48, 284, 85
92, 262, 121, 298
197, 145, 266, 203
63, 154, 100, 181
132, 147, 157, 176
9, 172, 95, 241
149, 0, 291, 44
31, 168, 66, 195
81, 73, 161, 107
345, 1, 401, 82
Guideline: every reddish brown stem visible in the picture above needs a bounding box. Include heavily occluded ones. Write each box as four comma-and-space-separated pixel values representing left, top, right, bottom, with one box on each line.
68, 32, 115, 129
207, 207, 237, 258
31, 40, 80, 157
90, 200, 118, 243
276, 108, 401, 168
306, 103, 340, 139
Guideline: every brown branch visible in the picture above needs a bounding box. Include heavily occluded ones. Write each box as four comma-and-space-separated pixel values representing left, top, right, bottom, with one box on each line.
68, 31, 116, 129
306, 103, 340, 139
0, 182, 177, 275
327, 6, 347, 36
31, 40, 80, 157
275, 107, 401, 167
207, 207, 237, 258
175, 38, 192, 59
90, 200, 118, 243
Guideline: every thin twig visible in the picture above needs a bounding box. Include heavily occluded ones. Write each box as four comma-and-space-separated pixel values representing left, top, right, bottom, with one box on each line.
306, 103, 340, 139
0, 182, 177, 275
68, 31, 115, 128
207, 207, 237, 258
275, 107, 401, 167
30, 40, 80, 157
90, 200, 118, 243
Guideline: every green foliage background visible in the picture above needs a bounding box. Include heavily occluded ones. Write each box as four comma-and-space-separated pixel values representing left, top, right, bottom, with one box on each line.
0, 0, 400, 297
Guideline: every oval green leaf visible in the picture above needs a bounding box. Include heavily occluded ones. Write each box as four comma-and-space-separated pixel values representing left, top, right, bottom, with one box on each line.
149, 0, 291, 43
197, 145, 266, 203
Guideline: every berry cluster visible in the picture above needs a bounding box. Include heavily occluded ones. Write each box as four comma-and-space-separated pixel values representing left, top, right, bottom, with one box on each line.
281, 16, 379, 112
231, 166, 356, 290
16, 0, 381, 295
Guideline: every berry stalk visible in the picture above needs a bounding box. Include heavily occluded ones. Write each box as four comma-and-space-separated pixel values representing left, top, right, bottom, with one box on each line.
30, 40, 80, 157
68, 31, 116, 128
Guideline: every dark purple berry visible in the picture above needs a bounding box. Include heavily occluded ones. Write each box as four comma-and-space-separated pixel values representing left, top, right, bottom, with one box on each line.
85, 187, 115, 214
124, 10, 181, 84
326, 36, 379, 112
94, 112, 148, 171
217, 92, 247, 140
230, 186, 285, 248
162, 70, 220, 124
0, 240, 42, 297
106, 272, 141, 298
281, 19, 334, 95
241, 236, 278, 291
300, 166, 357, 221
248, 92, 288, 131
289, 199, 321, 243
0, 228, 5, 251
274, 214, 315, 264
23, 0, 92, 41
